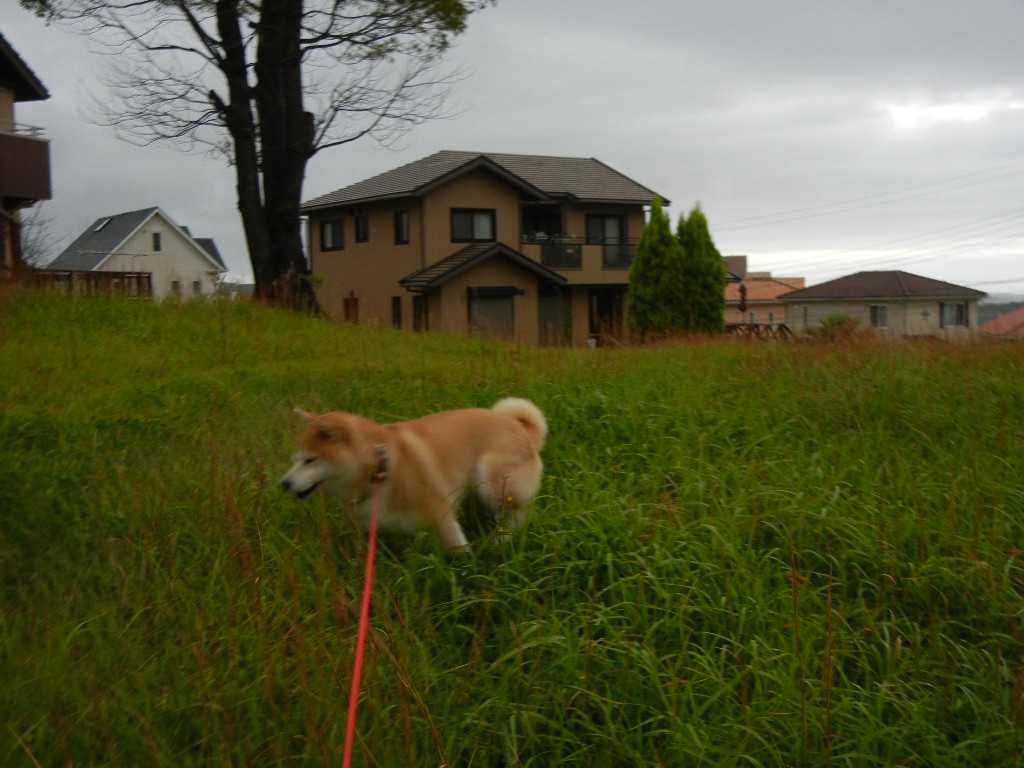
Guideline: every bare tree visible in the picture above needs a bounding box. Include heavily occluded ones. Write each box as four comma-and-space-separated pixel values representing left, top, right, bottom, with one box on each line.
19, 203, 62, 268
23, 0, 491, 307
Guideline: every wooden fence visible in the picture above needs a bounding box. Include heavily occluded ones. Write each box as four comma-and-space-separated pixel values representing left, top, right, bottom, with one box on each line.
726, 322, 794, 340
29, 270, 153, 297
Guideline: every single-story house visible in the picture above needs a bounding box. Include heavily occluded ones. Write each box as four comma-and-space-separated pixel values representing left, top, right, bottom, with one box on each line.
49, 207, 226, 299
779, 270, 987, 339
301, 150, 665, 346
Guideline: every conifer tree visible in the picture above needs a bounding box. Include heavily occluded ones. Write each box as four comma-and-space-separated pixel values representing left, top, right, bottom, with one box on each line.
627, 196, 687, 339
676, 205, 727, 334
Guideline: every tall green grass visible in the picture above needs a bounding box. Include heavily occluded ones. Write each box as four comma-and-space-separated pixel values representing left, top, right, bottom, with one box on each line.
2, 288, 1023, 766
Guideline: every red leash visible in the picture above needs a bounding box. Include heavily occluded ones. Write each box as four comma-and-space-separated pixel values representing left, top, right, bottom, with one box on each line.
342, 445, 388, 768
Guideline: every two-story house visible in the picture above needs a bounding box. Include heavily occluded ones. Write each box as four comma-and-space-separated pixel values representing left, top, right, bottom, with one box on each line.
50, 207, 226, 300
0, 31, 52, 279
301, 151, 665, 346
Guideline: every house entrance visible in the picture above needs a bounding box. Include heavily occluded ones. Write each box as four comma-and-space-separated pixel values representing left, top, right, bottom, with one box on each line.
588, 287, 625, 344
539, 286, 571, 345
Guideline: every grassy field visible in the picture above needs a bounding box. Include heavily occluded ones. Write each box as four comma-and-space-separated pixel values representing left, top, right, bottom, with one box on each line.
2, 289, 1023, 767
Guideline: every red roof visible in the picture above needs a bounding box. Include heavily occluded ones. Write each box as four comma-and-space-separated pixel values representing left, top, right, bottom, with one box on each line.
979, 306, 1024, 337
726, 277, 803, 303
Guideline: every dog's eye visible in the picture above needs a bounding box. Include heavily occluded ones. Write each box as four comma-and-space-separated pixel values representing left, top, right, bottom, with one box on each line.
303, 457, 316, 465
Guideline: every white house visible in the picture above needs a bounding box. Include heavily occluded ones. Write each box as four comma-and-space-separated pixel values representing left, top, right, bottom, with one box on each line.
49, 207, 225, 300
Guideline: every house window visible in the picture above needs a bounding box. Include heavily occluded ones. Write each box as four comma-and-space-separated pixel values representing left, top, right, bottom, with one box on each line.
586, 214, 623, 245
152, 232, 162, 252
192, 280, 202, 295
321, 219, 344, 251
395, 210, 410, 245
940, 302, 967, 327
391, 296, 402, 329
587, 214, 629, 269
355, 214, 369, 243
452, 209, 495, 243
343, 292, 359, 323
870, 305, 889, 328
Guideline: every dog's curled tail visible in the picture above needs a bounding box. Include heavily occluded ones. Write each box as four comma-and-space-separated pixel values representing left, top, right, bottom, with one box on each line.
492, 397, 548, 449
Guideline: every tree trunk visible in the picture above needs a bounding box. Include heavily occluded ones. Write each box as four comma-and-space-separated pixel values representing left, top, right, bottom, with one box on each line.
213, 0, 317, 310
251, 0, 317, 310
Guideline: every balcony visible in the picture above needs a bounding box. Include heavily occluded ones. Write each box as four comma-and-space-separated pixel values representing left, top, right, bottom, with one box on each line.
0, 123, 52, 208
521, 234, 638, 271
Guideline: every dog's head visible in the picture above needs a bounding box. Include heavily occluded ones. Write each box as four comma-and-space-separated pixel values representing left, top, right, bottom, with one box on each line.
280, 409, 381, 501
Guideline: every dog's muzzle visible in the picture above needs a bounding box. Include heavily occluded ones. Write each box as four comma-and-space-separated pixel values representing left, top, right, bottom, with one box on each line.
281, 478, 320, 500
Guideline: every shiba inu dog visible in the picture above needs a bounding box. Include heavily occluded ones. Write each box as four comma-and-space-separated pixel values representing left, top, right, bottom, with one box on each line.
280, 398, 547, 553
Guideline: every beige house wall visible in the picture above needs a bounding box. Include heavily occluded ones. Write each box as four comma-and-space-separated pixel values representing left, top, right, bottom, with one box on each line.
311, 199, 425, 322
787, 298, 980, 339
430, 259, 542, 344
99, 214, 221, 300
421, 170, 522, 263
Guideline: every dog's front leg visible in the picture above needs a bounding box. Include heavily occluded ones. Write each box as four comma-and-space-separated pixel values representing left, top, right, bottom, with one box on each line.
432, 510, 470, 554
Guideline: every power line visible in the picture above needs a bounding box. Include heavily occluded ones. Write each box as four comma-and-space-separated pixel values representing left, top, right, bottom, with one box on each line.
760, 207, 1024, 272
716, 162, 1024, 231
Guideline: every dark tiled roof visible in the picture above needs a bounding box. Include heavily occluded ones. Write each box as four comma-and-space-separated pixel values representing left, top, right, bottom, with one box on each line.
400, 242, 568, 289
779, 271, 986, 301
303, 150, 664, 210
0, 31, 49, 102
50, 208, 160, 270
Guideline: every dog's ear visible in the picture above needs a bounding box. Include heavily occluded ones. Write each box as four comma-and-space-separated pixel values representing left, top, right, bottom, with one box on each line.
294, 408, 318, 422
315, 426, 338, 442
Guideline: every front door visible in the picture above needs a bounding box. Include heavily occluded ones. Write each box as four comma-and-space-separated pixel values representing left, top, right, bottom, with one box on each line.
588, 287, 624, 343
539, 286, 571, 345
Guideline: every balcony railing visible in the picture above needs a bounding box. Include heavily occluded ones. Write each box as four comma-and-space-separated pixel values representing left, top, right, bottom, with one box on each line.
522, 235, 638, 270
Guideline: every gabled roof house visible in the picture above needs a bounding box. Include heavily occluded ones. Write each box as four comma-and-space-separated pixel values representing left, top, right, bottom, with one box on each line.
302, 150, 665, 345
780, 270, 986, 339
1, 30, 52, 278
51, 207, 226, 300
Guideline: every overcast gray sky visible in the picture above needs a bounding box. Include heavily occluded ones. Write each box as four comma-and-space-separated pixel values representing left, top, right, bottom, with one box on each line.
7, 0, 1024, 296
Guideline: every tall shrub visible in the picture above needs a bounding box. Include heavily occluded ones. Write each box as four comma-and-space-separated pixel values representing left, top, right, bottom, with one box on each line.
627, 196, 687, 339
677, 205, 727, 334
